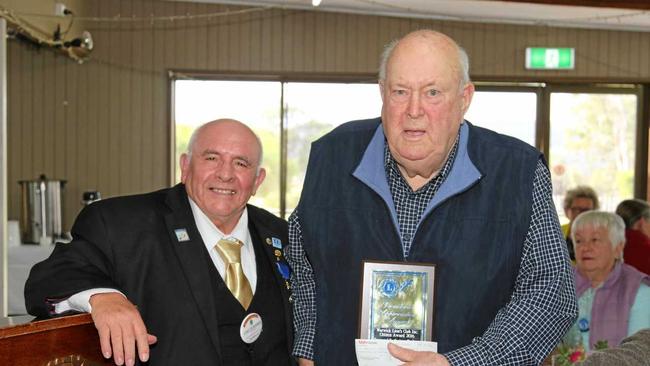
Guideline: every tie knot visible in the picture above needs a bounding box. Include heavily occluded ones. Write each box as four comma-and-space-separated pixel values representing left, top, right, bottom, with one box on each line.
215, 238, 243, 264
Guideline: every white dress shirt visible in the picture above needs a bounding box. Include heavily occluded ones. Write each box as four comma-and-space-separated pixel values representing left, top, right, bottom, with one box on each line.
189, 198, 257, 292
54, 197, 257, 313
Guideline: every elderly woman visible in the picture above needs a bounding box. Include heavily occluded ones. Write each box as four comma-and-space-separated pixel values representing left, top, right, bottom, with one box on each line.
563, 211, 650, 352
616, 199, 650, 274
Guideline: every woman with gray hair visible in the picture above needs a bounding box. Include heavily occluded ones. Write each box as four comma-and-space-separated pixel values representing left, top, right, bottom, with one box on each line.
616, 199, 650, 274
563, 211, 650, 352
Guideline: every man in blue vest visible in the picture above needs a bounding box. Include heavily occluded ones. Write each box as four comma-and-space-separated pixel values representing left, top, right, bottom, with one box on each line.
286, 30, 578, 365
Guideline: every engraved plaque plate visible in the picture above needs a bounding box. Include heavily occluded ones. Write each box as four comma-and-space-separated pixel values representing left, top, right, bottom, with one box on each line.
359, 261, 435, 341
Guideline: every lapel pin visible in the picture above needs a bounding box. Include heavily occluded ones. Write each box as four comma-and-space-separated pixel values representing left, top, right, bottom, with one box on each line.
174, 228, 190, 242
271, 237, 282, 249
274, 249, 282, 257
265, 238, 272, 245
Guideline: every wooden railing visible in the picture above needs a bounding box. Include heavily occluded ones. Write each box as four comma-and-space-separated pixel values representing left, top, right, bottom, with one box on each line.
0, 313, 114, 365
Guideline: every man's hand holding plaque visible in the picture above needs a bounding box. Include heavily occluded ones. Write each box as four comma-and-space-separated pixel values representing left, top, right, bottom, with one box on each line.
356, 261, 437, 365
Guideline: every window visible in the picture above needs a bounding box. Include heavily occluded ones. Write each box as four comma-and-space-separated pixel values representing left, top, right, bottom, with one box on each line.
174, 79, 379, 217
465, 90, 537, 146
174, 80, 282, 214
549, 92, 637, 221
174, 78, 643, 221
284, 82, 381, 212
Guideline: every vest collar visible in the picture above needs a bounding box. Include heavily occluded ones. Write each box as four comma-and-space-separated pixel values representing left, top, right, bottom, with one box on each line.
352, 121, 482, 234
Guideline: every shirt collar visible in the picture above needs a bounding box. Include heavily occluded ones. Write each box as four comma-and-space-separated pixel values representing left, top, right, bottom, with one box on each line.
383, 131, 460, 194
353, 120, 481, 225
188, 198, 251, 247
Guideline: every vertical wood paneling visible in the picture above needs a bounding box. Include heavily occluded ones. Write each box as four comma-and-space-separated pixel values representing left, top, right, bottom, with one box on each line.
206, 5, 218, 70
215, 6, 229, 69
173, 1, 187, 69
259, 8, 271, 70
312, 13, 328, 70
228, 6, 241, 70
240, 11, 252, 70
333, 13, 346, 72
323, 12, 336, 72
289, 11, 303, 72
69, 57, 84, 222
105, 1, 119, 195
628, 31, 639, 79
30, 51, 43, 177
473, 23, 486, 76
118, 0, 132, 193
138, 0, 153, 191
96, 2, 111, 198
269, 9, 282, 71
578, 29, 591, 76
363, 15, 375, 71
130, 0, 144, 192
196, 3, 209, 70
514, 24, 526, 77
84, 0, 99, 198
7, 0, 650, 228
7, 43, 20, 220
596, 30, 608, 76
631, 33, 650, 78
342, 14, 358, 73
151, 2, 168, 187
57, 56, 72, 221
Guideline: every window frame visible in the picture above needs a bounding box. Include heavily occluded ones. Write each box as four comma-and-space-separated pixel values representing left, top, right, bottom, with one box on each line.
169, 72, 648, 219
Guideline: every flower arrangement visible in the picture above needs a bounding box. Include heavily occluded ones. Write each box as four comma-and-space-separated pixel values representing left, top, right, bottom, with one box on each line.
554, 345, 585, 365
553, 341, 608, 365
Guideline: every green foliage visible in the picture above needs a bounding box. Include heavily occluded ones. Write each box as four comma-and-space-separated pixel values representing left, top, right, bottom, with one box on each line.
593, 340, 609, 350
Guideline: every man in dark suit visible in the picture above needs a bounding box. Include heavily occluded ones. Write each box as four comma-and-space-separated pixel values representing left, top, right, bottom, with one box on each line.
25, 119, 293, 366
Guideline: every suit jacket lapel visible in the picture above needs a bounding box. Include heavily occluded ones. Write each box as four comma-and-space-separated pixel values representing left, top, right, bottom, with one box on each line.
163, 184, 223, 363
247, 206, 294, 348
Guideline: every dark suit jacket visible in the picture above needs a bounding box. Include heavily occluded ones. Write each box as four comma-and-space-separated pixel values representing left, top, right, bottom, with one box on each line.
25, 184, 293, 365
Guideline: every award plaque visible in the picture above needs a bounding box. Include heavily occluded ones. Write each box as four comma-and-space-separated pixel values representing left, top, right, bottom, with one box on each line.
358, 261, 435, 341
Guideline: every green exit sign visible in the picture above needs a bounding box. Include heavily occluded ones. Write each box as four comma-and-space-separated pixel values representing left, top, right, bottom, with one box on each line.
525, 47, 575, 70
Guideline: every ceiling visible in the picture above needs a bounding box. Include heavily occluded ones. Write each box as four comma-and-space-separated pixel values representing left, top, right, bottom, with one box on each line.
179, 0, 650, 32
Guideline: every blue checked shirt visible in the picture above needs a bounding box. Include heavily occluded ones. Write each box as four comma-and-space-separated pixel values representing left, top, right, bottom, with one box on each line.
286, 137, 576, 365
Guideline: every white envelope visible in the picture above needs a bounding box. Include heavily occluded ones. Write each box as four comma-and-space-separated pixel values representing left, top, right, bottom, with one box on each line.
355, 339, 438, 366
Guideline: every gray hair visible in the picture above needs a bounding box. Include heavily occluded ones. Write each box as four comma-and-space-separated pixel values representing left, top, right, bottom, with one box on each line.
378, 32, 471, 91
186, 120, 264, 174
563, 185, 600, 210
571, 211, 625, 250
616, 199, 650, 228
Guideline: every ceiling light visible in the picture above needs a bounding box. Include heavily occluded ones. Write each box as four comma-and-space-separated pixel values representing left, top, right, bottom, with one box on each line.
312, 0, 322, 7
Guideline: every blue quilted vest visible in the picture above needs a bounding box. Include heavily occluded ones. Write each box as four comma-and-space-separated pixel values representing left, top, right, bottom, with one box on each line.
297, 118, 541, 364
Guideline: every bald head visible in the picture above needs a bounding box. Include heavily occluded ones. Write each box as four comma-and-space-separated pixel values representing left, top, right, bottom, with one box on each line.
379, 30, 470, 91
186, 119, 263, 169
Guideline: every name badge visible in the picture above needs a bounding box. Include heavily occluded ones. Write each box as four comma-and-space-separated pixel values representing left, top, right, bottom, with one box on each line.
240, 313, 263, 344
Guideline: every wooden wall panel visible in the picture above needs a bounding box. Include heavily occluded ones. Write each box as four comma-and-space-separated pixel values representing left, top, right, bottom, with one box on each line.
6, 0, 650, 229
7, 40, 20, 224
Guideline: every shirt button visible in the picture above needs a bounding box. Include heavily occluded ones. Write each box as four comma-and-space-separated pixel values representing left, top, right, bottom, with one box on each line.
403, 233, 411, 241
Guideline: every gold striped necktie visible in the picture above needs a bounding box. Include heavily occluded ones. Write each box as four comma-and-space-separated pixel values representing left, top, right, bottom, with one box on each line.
214, 238, 253, 309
